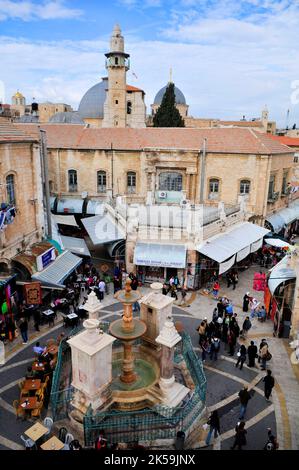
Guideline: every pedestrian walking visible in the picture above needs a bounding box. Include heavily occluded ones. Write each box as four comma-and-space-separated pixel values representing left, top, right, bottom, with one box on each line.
210, 337, 220, 361
242, 292, 250, 312
247, 341, 258, 367
181, 287, 187, 304
226, 272, 233, 288
231, 272, 238, 290
258, 338, 267, 363
236, 344, 247, 370
162, 283, 168, 296
19, 317, 29, 344
205, 410, 221, 445
98, 279, 106, 302
231, 421, 247, 450
241, 316, 252, 339
201, 337, 209, 362
238, 385, 251, 420
260, 341, 271, 370
33, 308, 41, 332
263, 428, 279, 450
212, 280, 220, 298
263, 370, 275, 401
197, 321, 207, 346
227, 329, 236, 356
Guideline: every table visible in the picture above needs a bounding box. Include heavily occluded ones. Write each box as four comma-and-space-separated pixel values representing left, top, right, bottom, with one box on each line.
67, 313, 78, 319
32, 361, 46, 372
42, 309, 55, 316
25, 422, 48, 441
41, 436, 64, 451
23, 379, 41, 391
46, 345, 58, 356
20, 397, 37, 410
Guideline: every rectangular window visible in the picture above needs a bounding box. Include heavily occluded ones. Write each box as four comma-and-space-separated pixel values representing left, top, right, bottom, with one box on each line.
268, 175, 275, 200
115, 100, 118, 105
97, 172, 107, 193
282, 171, 288, 195
68, 170, 77, 193
127, 172, 136, 193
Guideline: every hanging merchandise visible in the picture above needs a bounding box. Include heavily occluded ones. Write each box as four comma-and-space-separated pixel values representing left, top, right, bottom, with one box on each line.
0, 203, 16, 231
1, 301, 8, 315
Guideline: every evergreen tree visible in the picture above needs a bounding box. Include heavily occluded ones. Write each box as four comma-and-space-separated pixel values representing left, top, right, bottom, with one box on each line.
153, 82, 185, 127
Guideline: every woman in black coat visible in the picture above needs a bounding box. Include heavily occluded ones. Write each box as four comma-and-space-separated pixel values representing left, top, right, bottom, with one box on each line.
231, 422, 247, 450
243, 292, 250, 312
235, 344, 247, 370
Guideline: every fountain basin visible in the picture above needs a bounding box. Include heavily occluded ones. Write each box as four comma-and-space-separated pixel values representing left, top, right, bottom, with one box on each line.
109, 318, 147, 341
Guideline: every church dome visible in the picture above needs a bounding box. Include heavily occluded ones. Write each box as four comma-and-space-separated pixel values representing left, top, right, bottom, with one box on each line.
18, 114, 39, 123
49, 111, 84, 124
153, 84, 186, 105
78, 80, 108, 119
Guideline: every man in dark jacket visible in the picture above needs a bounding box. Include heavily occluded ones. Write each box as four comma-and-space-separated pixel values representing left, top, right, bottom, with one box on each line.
247, 341, 258, 367
238, 385, 251, 419
242, 317, 252, 338
263, 370, 275, 401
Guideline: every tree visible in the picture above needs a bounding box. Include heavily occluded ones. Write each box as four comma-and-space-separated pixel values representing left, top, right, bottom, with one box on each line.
153, 82, 185, 127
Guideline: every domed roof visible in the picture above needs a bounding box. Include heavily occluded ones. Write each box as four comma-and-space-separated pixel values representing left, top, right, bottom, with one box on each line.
49, 111, 84, 124
78, 80, 108, 119
13, 91, 24, 98
153, 84, 186, 105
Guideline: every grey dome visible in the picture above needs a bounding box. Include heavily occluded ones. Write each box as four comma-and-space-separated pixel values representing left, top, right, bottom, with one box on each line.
49, 111, 84, 124
18, 114, 39, 123
153, 84, 186, 105
78, 80, 107, 119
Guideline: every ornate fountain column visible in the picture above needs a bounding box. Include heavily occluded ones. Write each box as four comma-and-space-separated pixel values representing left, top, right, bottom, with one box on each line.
67, 318, 116, 412
155, 316, 190, 408
83, 290, 103, 320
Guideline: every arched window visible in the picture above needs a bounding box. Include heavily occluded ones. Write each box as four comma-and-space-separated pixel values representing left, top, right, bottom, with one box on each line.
159, 172, 183, 191
127, 101, 132, 115
6, 174, 16, 204
68, 169, 77, 192
127, 172, 136, 193
208, 178, 219, 199
97, 171, 107, 193
115, 57, 119, 65
240, 179, 250, 194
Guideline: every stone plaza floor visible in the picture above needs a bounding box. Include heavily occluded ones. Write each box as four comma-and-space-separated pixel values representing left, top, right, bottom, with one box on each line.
0, 265, 299, 450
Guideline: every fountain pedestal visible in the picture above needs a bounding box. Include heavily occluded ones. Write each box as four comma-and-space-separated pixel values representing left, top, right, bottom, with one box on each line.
82, 291, 103, 320
140, 282, 174, 356
67, 318, 116, 412
156, 317, 190, 408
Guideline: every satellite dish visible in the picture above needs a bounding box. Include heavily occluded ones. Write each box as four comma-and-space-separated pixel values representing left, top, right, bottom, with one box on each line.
81, 191, 88, 199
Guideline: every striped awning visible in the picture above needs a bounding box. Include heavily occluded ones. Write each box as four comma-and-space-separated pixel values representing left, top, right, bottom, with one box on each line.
31, 250, 82, 288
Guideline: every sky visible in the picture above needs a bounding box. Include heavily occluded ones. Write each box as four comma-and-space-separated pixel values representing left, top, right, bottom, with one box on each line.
1, 0, 299, 127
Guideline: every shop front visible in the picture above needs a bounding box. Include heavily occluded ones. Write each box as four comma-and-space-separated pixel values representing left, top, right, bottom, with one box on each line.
133, 242, 187, 284
265, 199, 299, 237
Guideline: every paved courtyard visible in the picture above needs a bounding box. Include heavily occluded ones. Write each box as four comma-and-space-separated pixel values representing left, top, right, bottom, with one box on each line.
0, 265, 299, 450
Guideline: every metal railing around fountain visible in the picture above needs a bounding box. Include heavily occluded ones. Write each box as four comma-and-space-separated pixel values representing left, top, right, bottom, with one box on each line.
83, 332, 207, 447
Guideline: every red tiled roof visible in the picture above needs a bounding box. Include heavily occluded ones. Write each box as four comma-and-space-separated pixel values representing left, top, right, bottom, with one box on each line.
267, 135, 299, 147
14, 124, 293, 155
126, 85, 144, 93
0, 121, 38, 143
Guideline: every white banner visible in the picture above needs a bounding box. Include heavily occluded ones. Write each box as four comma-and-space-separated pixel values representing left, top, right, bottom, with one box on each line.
236, 245, 250, 262
250, 238, 263, 253
219, 255, 236, 275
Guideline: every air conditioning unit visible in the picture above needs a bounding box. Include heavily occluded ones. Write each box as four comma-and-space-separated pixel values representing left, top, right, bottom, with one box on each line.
159, 191, 167, 198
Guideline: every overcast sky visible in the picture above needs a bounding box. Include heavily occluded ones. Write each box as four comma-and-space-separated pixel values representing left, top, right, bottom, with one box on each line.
1, 0, 299, 127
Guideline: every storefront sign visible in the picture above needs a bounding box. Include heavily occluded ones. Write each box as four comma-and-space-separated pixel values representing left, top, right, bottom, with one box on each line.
36, 248, 56, 272
23, 282, 42, 305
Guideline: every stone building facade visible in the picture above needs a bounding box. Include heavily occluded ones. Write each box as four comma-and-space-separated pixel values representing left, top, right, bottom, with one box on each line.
0, 122, 44, 273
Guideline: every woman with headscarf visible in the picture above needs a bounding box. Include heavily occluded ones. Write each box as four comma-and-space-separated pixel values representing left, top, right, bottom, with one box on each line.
243, 292, 250, 312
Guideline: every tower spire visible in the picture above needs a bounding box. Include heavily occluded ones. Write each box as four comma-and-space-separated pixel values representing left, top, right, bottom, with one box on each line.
169, 67, 173, 84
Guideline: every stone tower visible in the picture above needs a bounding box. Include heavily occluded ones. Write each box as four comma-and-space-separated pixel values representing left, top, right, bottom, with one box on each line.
103, 24, 130, 128
261, 105, 269, 130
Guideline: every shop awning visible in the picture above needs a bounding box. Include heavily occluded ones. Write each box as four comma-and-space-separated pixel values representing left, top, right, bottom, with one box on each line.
265, 238, 291, 249
266, 200, 299, 233
82, 214, 125, 245
32, 250, 82, 288
60, 236, 91, 257
268, 256, 296, 295
53, 214, 79, 227
134, 242, 186, 268
196, 222, 270, 264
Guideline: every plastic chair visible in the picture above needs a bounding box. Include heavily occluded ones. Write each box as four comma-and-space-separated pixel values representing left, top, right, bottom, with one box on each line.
58, 427, 68, 443
20, 434, 36, 450
43, 416, 53, 436
31, 401, 43, 419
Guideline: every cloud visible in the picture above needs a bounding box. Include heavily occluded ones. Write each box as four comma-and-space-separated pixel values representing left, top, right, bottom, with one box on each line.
0, 0, 83, 21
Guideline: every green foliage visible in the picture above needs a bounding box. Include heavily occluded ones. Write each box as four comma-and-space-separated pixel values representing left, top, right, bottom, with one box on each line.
153, 82, 185, 127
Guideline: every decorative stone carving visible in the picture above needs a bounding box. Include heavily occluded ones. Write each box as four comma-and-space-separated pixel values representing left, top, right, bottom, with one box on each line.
83, 291, 103, 320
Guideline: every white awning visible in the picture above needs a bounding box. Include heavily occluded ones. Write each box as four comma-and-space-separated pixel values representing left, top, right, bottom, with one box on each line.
60, 236, 91, 257
268, 256, 296, 295
266, 200, 299, 233
265, 238, 291, 249
219, 255, 236, 275
82, 214, 125, 245
236, 245, 251, 262
32, 250, 82, 288
196, 222, 270, 263
134, 242, 186, 268
53, 214, 79, 227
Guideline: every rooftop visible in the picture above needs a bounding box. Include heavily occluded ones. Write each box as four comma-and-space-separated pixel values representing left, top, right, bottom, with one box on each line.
14, 125, 293, 155
0, 121, 38, 143
267, 135, 299, 147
